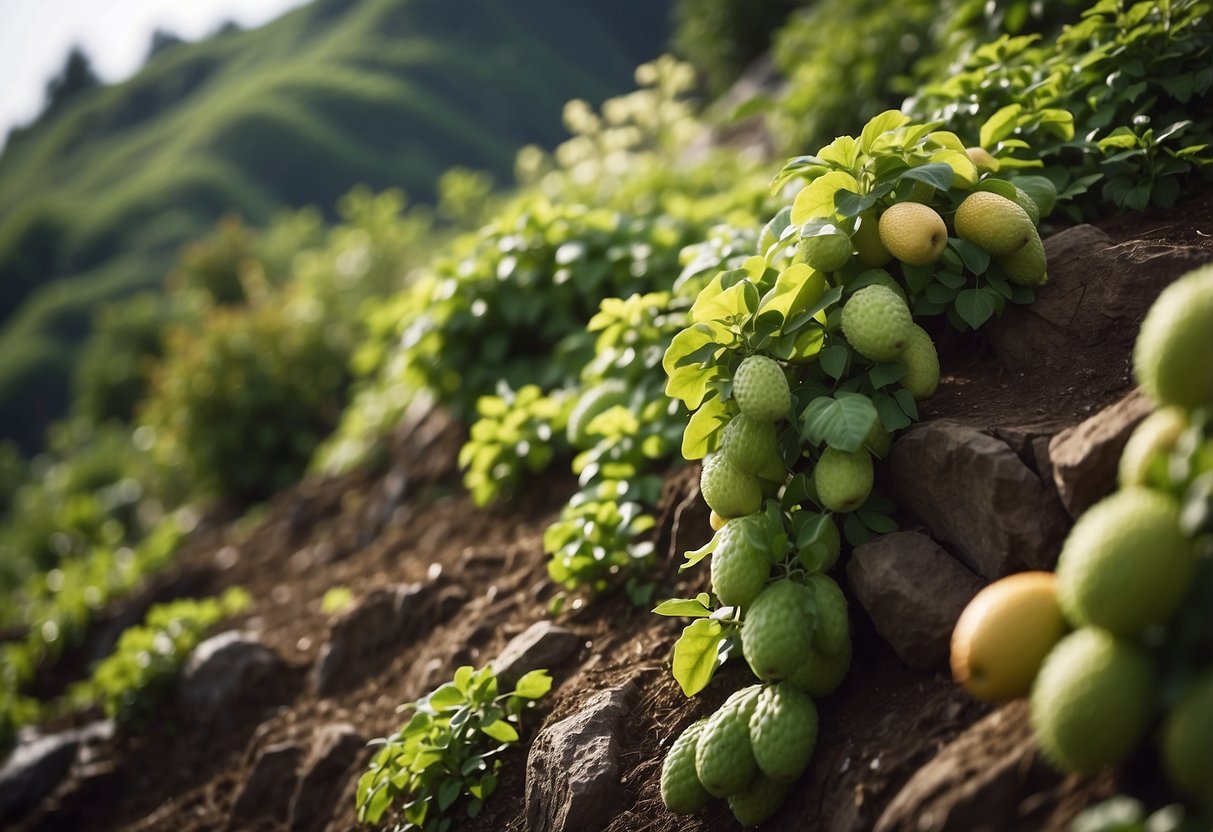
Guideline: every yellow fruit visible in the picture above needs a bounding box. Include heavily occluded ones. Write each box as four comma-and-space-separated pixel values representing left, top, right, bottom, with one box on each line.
1055, 488, 1195, 635
999, 232, 1047, 287
852, 209, 892, 267
710, 511, 727, 532
1118, 407, 1187, 488
965, 147, 1000, 172
1162, 672, 1213, 815
954, 192, 1035, 257
951, 571, 1067, 701
878, 202, 948, 267
898, 324, 940, 400
1030, 628, 1155, 774
1132, 265, 1213, 409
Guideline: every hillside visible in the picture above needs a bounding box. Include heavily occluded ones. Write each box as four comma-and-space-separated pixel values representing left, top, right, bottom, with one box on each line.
0, 0, 673, 450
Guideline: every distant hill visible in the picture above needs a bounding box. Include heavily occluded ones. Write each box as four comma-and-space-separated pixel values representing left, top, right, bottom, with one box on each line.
0, 0, 673, 450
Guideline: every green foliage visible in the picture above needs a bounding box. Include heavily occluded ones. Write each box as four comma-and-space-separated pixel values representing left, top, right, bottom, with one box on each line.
141, 294, 350, 502
356, 665, 552, 832
459, 386, 572, 507
69, 588, 250, 724
906, 0, 1213, 216
672, 0, 805, 93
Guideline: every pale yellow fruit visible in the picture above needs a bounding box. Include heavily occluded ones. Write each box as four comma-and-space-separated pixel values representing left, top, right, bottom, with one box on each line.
710, 510, 727, 532
853, 209, 892, 267
898, 324, 940, 400
878, 202, 948, 267
951, 571, 1067, 701
954, 192, 1035, 257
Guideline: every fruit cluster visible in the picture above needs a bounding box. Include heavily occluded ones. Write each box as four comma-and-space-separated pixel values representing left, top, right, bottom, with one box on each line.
951, 266, 1213, 819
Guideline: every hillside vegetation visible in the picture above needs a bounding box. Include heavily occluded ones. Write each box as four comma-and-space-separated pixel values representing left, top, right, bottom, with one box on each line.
0, 0, 672, 450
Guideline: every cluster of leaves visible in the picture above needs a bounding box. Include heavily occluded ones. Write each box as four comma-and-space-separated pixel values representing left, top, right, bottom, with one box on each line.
357, 666, 551, 832
906, 0, 1213, 216
67, 588, 250, 724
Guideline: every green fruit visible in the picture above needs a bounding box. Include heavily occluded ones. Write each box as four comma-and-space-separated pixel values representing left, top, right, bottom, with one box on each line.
800, 230, 852, 272
728, 773, 792, 828
1132, 266, 1213, 409
878, 202, 948, 266
998, 230, 1047, 287
1055, 488, 1195, 635
813, 447, 874, 513
796, 515, 840, 573
721, 415, 780, 476
743, 581, 816, 680
695, 686, 761, 797
853, 268, 907, 305
755, 447, 789, 485
840, 284, 915, 362
1010, 185, 1041, 225
1162, 672, 1213, 814
712, 520, 772, 608
1030, 628, 1155, 773
661, 719, 712, 814
1119, 407, 1188, 488
750, 683, 820, 782
898, 324, 940, 400
790, 639, 852, 697
806, 573, 849, 657
1014, 176, 1057, 219
853, 209, 892, 267
864, 419, 893, 458
733, 355, 791, 422
567, 380, 628, 448
701, 453, 763, 519
954, 191, 1035, 257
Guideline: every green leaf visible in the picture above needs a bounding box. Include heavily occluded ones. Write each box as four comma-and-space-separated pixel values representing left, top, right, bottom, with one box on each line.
950, 239, 991, 275
481, 720, 519, 743
974, 178, 1019, 201
857, 511, 898, 534
759, 263, 826, 326
834, 190, 879, 218
758, 206, 793, 256
680, 537, 718, 572
868, 362, 906, 389
898, 163, 955, 191
428, 683, 467, 712
860, 110, 912, 151
953, 289, 998, 330
801, 394, 879, 452
980, 104, 1023, 148
819, 345, 849, 380
513, 670, 552, 700
438, 778, 462, 811
791, 171, 861, 224
682, 394, 731, 460
652, 594, 714, 618
871, 390, 911, 432
672, 619, 725, 697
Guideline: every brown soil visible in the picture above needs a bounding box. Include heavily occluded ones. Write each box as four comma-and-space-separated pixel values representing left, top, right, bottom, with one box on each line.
11, 192, 1213, 832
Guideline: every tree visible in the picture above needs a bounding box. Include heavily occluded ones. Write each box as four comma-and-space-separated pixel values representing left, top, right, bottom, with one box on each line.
45, 47, 99, 113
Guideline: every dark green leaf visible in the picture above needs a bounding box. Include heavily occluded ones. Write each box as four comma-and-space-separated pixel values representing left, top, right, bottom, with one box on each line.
801, 394, 879, 452
953, 289, 997, 330
898, 163, 955, 191
819, 345, 849, 380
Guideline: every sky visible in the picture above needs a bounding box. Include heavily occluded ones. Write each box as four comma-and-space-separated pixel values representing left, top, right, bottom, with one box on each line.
0, 0, 311, 138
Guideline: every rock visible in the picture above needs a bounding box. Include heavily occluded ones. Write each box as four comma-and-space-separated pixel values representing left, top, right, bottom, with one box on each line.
1048, 389, 1153, 518
874, 701, 1067, 832
889, 421, 1070, 577
848, 533, 984, 671
288, 724, 365, 832
0, 720, 113, 825
491, 622, 581, 689
526, 681, 637, 832
311, 583, 427, 696
180, 631, 286, 727
227, 741, 303, 829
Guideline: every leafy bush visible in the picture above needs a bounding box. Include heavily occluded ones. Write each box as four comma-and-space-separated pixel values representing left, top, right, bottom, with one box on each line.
672, 0, 805, 94
141, 293, 350, 502
357, 665, 551, 832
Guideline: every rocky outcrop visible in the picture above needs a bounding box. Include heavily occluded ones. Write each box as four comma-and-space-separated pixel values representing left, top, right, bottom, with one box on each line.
491, 622, 581, 690
1048, 389, 1153, 518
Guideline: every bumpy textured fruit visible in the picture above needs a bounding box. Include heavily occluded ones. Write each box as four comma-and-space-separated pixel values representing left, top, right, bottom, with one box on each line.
1162, 672, 1213, 814
1055, 488, 1195, 635
750, 683, 819, 782
701, 453, 763, 519
813, 447, 874, 513
567, 380, 628, 448
721, 415, 780, 476
733, 355, 791, 421
806, 573, 849, 657
878, 202, 948, 266
853, 209, 892, 267
855, 268, 907, 304
998, 231, 1047, 287
1010, 185, 1041, 225
712, 519, 772, 608
864, 419, 893, 458
801, 230, 852, 272
954, 192, 1035, 257
661, 719, 712, 814
728, 773, 792, 828
696, 687, 761, 797
791, 639, 852, 697
1119, 407, 1187, 487
1132, 265, 1213, 408
755, 447, 789, 485
840, 284, 915, 362
951, 571, 1066, 701
796, 515, 840, 573
743, 581, 816, 680
898, 324, 940, 400
1030, 628, 1155, 773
